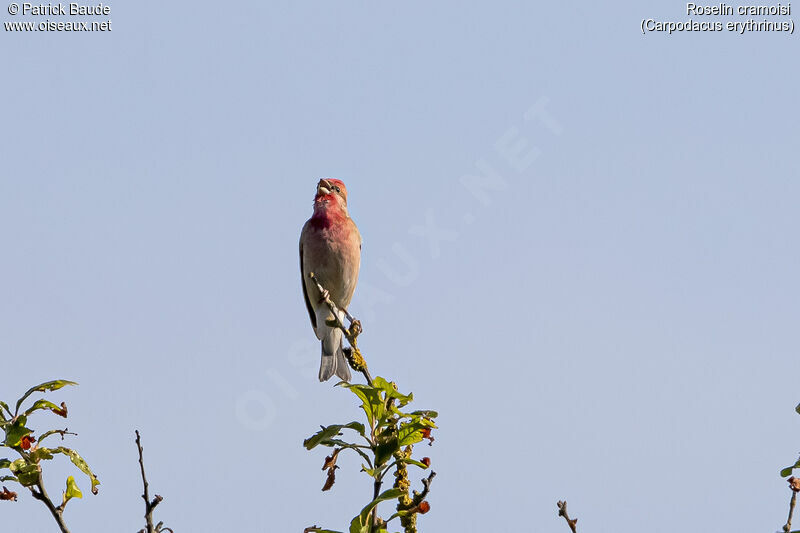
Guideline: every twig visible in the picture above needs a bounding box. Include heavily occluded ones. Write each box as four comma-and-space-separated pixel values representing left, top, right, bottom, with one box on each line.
136, 430, 164, 533
784, 491, 797, 533
417, 471, 436, 502
28, 475, 70, 533
392, 470, 436, 532
784, 477, 800, 532
37, 428, 78, 444
308, 272, 373, 385
308, 272, 361, 343
557, 500, 578, 533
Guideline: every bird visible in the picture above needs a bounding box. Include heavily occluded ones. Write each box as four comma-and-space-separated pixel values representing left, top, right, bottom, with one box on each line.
299, 178, 361, 382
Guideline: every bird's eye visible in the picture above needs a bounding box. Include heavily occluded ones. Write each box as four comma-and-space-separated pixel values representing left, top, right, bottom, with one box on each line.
334, 186, 341, 192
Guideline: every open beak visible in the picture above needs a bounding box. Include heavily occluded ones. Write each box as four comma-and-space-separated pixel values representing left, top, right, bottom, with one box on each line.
317, 179, 333, 195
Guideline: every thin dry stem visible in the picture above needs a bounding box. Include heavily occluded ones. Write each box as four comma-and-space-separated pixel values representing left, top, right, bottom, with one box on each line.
136, 430, 163, 533
557, 500, 578, 533
784, 490, 797, 533
417, 471, 436, 502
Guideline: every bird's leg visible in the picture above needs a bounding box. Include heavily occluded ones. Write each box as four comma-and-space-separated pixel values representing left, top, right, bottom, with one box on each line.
349, 319, 362, 338
318, 288, 330, 303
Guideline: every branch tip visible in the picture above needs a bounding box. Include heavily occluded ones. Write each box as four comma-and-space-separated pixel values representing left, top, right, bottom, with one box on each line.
557, 500, 578, 533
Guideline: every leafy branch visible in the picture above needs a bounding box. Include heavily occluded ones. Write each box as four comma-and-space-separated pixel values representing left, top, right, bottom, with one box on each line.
0, 380, 100, 533
304, 274, 438, 533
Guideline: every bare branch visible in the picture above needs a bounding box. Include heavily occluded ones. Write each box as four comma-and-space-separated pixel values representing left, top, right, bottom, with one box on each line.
308, 272, 359, 337
416, 471, 436, 503
136, 430, 167, 533
557, 500, 578, 533
784, 492, 797, 533
784, 477, 800, 532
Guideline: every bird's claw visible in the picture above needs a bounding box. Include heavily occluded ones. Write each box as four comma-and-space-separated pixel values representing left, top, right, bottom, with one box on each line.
349, 320, 363, 338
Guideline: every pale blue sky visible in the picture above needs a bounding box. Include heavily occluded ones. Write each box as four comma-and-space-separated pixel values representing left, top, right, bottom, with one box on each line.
2, 2, 799, 532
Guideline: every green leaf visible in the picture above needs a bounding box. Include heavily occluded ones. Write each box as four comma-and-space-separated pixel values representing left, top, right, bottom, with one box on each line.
348, 513, 373, 532
340, 383, 385, 428
796, 403, 800, 415
14, 380, 77, 416
24, 399, 66, 418
407, 410, 438, 419
304, 422, 368, 450
320, 438, 356, 448
386, 510, 413, 522
0, 401, 11, 418
402, 458, 430, 470
375, 437, 399, 467
3, 416, 32, 448
781, 457, 800, 478
372, 377, 413, 407
29, 447, 55, 462
0, 475, 18, 483
397, 418, 436, 447
9, 459, 40, 487
0, 459, 11, 470
53, 447, 100, 494
349, 488, 405, 533
304, 425, 342, 450
62, 475, 82, 506
361, 464, 380, 477
390, 406, 439, 423
342, 421, 366, 437
325, 442, 373, 465
348, 516, 370, 532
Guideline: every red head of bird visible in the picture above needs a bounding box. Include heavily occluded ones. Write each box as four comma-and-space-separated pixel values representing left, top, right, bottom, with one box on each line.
313, 178, 349, 217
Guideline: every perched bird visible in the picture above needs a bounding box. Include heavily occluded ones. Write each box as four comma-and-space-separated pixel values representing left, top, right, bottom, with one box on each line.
299, 178, 361, 381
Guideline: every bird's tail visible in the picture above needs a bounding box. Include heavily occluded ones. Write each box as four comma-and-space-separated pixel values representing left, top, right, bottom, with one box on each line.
319, 325, 352, 382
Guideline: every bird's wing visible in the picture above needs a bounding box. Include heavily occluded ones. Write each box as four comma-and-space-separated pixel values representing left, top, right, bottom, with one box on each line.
299, 236, 317, 329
